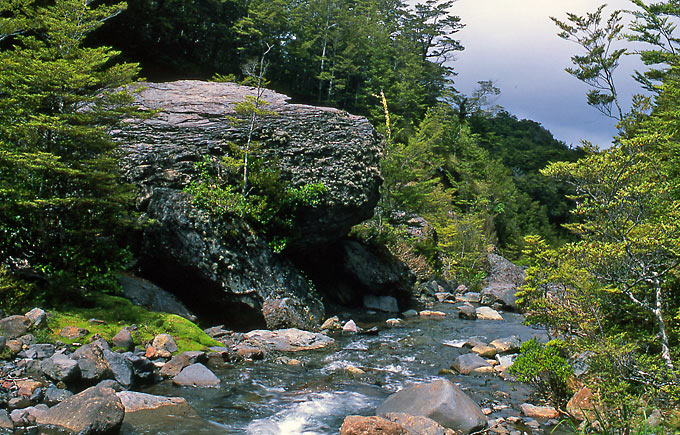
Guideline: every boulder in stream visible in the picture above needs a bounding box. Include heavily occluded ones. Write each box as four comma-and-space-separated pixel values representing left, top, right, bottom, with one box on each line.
376, 379, 487, 434
451, 353, 492, 375
240, 328, 335, 352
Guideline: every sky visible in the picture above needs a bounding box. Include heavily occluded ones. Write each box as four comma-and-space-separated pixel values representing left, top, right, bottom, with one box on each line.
447, 0, 645, 147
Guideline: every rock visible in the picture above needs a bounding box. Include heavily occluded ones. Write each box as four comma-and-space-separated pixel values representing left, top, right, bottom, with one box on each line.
456, 292, 481, 303
472, 344, 497, 358
320, 316, 342, 331
8, 396, 31, 410
72, 339, 112, 381
24, 308, 46, 328
117, 81, 384, 329
343, 320, 359, 334
102, 350, 135, 388
419, 310, 446, 317
475, 307, 503, 321
363, 294, 399, 313
15, 379, 43, 397
496, 354, 517, 368
0, 315, 31, 339
480, 284, 517, 311
172, 363, 220, 387
402, 310, 418, 318
41, 352, 79, 383
241, 328, 335, 352
112, 328, 134, 351
59, 326, 89, 339
520, 403, 559, 419
386, 318, 403, 327
435, 292, 455, 302
235, 346, 265, 360
647, 409, 663, 428
159, 351, 206, 377
25, 343, 55, 359
486, 253, 525, 286
5, 338, 22, 355
151, 334, 177, 358
36, 386, 125, 434
566, 387, 597, 421
0, 409, 11, 429
262, 297, 320, 330
117, 274, 196, 321
116, 391, 192, 413
457, 305, 477, 320
376, 379, 487, 434
452, 353, 492, 375
44, 385, 73, 406
126, 353, 156, 384
490, 336, 521, 353
340, 415, 407, 435
384, 412, 456, 435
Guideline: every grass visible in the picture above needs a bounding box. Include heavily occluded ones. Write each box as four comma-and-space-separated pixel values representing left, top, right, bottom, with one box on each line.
42, 294, 220, 353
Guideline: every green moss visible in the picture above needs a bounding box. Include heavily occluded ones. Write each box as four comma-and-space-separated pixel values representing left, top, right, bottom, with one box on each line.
46, 294, 220, 353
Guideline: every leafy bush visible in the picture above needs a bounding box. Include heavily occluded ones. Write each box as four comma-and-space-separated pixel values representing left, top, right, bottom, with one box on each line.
0, 267, 43, 314
509, 338, 573, 406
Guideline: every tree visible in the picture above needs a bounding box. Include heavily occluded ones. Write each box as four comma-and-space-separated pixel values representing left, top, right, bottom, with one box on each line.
552, 5, 627, 121
0, 0, 139, 298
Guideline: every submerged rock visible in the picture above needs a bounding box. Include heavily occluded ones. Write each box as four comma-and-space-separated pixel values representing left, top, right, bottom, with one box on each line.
376, 379, 487, 434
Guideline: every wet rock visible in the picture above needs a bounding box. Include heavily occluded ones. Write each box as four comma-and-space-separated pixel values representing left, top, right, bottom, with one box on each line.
363, 294, 399, 313
112, 328, 134, 351
340, 415, 407, 435
59, 326, 89, 339
520, 403, 559, 419
262, 297, 320, 330
117, 391, 192, 413
384, 412, 457, 435
235, 346, 265, 360
44, 385, 73, 406
464, 337, 487, 348
126, 353, 156, 384
0, 315, 31, 339
36, 386, 125, 434
402, 310, 418, 318
434, 292, 455, 302
159, 351, 206, 377
490, 336, 521, 353
320, 316, 342, 331
343, 320, 359, 334
24, 308, 46, 328
386, 318, 403, 327
495, 354, 517, 368
103, 350, 135, 388
475, 307, 503, 321
151, 334, 177, 358
241, 328, 335, 352
172, 363, 220, 387
376, 379, 487, 434
457, 305, 477, 320
451, 353, 492, 375
419, 310, 446, 317
118, 274, 196, 321
40, 352, 79, 383
25, 344, 55, 360
566, 387, 597, 421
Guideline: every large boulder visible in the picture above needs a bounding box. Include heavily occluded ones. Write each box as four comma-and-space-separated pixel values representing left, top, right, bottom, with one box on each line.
36, 386, 125, 434
116, 81, 381, 329
376, 379, 487, 434
117, 274, 196, 321
481, 254, 526, 311
0, 315, 31, 339
239, 328, 335, 352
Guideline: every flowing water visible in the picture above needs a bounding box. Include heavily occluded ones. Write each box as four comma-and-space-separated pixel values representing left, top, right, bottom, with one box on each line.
129, 301, 564, 434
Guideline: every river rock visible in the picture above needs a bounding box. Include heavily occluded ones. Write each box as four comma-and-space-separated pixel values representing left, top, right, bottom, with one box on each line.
261, 297, 320, 331
72, 339, 111, 381
44, 385, 73, 406
320, 316, 342, 331
457, 305, 477, 320
41, 352, 79, 383
102, 350, 135, 388
480, 254, 525, 311
363, 294, 399, 313
340, 415, 407, 435
241, 328, 334, 352
471, 344, 497, 358
36, 386, 125, 434
25, 343, 55, 359
343, 320, 359, 334
384, 412, 457, 435
112, 328, 134, 351
376, 379, 487, 434
0, 315, 31, 339
0, 410, 11, 429
490, 336, 521, 353
475, 307, 503, 321
117, 80, 383, 329
160, 351, 207, 377
520, 403, 559, 419
24, 308, 46, 328
151, 334, 177, 358
452, 353, 492, 375
117, 391, 192, 413
117, 274, 196, 321
172, 363, 220, 387
456, 292, 481, 303
566, 387, 597, 421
